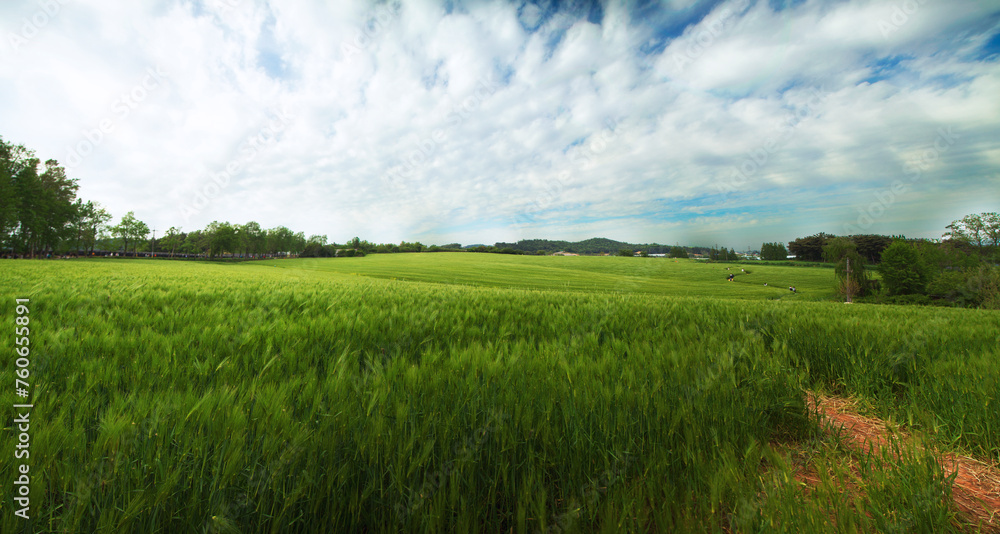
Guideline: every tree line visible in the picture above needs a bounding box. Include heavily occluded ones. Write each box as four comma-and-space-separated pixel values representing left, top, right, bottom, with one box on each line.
4, 134, 996, 308
0, 137, 99, 257
787, 214, 1000, 309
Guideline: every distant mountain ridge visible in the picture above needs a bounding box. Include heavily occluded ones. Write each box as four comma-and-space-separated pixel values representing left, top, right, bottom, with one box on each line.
493, 238, 670, 255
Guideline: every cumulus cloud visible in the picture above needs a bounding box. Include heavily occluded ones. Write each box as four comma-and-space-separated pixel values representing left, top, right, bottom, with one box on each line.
1, 0, 998, 248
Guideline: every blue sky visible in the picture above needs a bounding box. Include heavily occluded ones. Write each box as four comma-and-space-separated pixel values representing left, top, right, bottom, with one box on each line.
2, 0, 999, 248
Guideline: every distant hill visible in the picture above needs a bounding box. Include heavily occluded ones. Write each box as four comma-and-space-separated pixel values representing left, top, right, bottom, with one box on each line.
494, 238, 671, 255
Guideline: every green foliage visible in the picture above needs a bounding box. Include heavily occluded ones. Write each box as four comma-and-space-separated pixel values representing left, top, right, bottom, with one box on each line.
963, 264, 1000, 309
760, 242, 788, 261
849, 234, 893, 264
111, 211, 150, 256
708, 247, 735, 261
823, 237, 872, 298
878, 241, 928, 296
945, 212, 1000, 253
496, 237, 670, 255
469, 245, 524, 255
788, 233, 832, 261
0, 138, 83, 255
1, 256, 998, 532
617, 248, 633, 256
668, 246, 688, 258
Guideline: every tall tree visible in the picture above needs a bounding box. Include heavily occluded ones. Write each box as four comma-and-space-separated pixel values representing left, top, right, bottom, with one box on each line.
668, 246, 688, 259
162, 226, 182, 257
945, 213, 992, 255
241, 221, 264, 257
205, 221, 238, 258
132, 218, 150, 256
760, 242, 788, 261
787, 233, 831, 261
112, 211, 147, 256
36, 159, 79, 253
267, 226, 295, 255
849, 234, 893, 264
0, 137, 21, 251
823, 237, 871, 298
878, 241, 928, 296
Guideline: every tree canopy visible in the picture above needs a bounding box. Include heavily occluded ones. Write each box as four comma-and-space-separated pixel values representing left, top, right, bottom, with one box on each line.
878, 241, 928, 296
760, 242, 788, 261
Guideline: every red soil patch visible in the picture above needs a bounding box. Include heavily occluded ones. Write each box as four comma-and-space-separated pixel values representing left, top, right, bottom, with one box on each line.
806, 392, 1000, 532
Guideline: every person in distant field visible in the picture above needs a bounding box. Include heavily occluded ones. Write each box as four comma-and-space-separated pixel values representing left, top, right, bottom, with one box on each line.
764, 283, 767, 286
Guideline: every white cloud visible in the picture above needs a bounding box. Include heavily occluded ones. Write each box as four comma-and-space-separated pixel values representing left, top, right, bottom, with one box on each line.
0, 0, 997, 248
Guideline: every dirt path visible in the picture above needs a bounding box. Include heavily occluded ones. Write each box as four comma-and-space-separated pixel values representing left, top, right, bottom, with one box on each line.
806, 392, 1000, 532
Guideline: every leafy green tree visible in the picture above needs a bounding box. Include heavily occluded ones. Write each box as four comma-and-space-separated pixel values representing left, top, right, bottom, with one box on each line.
162, 226, 182, 257
133, 219, 150, 256
292, 231, 306, 255
241, 222, 264, 257
69, 200, 111, 254
849, 234, 893, 264
206, 221, 238, 258
945, 213, 987, 249
984, 212, 1000, 249
617, 248, 633, 257
668, 246, 688, 259
0, 137, 22, 250
112, 212, 141, 255
760, 242, 788, 261
878, 241, 928, 296
823, 237, 871, 298
183, 230, 208, 255
788, 233, 831, 261
266, 226, 295, 255
37, 160, 79, 252
86, 202, 111, 254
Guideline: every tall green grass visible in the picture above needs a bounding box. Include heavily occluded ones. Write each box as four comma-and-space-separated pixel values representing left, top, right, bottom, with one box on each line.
1, 257, 997, 532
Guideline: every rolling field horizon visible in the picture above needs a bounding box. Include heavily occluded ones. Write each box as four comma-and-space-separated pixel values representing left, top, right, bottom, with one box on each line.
253, 253, 838, 300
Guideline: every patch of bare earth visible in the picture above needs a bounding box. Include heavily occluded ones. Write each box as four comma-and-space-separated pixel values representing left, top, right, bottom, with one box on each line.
804, 391, 1000, 532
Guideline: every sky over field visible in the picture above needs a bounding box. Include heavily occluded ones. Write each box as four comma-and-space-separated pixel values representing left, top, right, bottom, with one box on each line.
2, 0, 999, 248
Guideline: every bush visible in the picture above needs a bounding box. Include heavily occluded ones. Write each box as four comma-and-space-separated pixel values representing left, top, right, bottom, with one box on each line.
966, 264, 1000, 309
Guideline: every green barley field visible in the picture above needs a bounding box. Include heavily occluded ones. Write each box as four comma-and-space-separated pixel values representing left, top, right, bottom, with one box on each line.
2, 254, 998, 532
